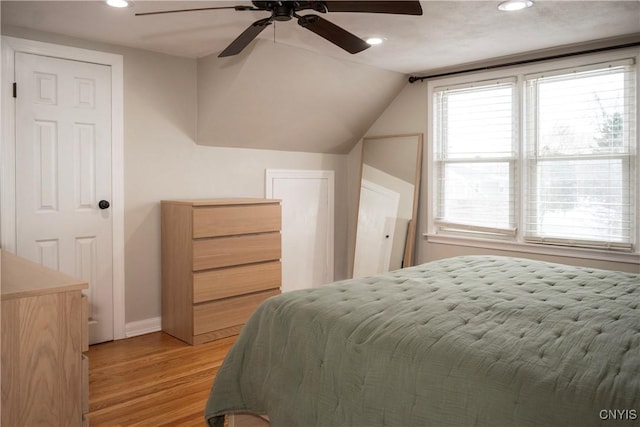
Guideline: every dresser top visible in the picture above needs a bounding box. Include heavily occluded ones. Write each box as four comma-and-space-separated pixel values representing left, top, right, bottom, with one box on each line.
161, 198, 281, 206
1, 251, 88, 300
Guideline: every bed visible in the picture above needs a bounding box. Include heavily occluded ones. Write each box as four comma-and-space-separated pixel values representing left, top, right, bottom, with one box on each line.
205, 255, 640, 427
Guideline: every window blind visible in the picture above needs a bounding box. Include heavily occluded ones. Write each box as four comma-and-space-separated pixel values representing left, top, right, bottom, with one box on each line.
433, 80, 517, 235
524, 62, 636, 250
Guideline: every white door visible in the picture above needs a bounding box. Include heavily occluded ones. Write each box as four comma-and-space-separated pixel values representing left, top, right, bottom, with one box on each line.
266, 170, 334, 292
353, 180, 400, 278
15, 51, 113, 344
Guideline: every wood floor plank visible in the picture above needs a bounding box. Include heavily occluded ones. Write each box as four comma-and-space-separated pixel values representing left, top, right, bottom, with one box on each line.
90, 347, 221, 397
90, 366, 220, 413
90, 377, 211, 426
87, 332, 235, 427
88, 332, 188, 369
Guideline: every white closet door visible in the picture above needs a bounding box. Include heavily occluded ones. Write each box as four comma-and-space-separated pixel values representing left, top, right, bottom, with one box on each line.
266, 169, 334, 292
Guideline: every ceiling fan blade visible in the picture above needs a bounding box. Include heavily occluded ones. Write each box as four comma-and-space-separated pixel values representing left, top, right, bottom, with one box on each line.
297, 15, 370, 54
323, 1, 423, 15
135, 5, 256, 16
219, 17, 273, 57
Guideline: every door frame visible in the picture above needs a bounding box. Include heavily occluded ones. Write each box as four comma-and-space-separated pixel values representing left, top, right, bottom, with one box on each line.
1, 36, 126, 340
265, 169, 335, 285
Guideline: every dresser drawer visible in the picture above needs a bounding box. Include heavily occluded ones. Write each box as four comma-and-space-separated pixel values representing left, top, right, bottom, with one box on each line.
193, 289, 280, 335
193, 204, 281, 238
193, 261, 281, 303
192, 232, 281, 271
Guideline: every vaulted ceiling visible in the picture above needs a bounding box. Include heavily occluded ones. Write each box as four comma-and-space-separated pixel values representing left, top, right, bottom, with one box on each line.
2, 1, 639, 153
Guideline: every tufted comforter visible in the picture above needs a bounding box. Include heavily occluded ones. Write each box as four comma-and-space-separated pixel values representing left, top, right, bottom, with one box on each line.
205, 255, 640, 427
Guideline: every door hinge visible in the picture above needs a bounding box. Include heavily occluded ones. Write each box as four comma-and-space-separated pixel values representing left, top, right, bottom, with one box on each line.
12, 82, 17, 98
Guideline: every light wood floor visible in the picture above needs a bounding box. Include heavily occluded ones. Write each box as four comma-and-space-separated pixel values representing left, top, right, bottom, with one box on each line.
87, 332, 236, 427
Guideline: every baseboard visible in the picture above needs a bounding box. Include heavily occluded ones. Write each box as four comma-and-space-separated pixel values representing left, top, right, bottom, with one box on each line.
125, 316, 161, 338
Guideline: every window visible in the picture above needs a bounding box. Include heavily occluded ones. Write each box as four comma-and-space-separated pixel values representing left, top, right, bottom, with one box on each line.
433, 80, 517, 237
430, 55, 638, 254
524, 62, 635, 250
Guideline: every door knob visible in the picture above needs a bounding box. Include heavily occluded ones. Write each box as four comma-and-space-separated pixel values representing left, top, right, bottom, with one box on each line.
98, 200, 110, 210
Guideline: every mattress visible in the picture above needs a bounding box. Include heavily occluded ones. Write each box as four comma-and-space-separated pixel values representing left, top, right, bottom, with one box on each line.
205, 255, 640, 426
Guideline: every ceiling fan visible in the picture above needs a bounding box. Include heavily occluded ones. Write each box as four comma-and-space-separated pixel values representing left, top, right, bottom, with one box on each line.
135, 1, 423, 57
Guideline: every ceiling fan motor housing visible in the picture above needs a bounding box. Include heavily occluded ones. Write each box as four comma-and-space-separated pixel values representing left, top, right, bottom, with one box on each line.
253, 1, 329, 16
273, 4, 294, 21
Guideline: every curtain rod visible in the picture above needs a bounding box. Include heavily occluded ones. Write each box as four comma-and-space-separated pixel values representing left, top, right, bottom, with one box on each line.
407, 41, 640, 83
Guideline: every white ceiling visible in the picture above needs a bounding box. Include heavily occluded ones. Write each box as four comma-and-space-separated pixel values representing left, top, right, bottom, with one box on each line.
2, 1, 639, 74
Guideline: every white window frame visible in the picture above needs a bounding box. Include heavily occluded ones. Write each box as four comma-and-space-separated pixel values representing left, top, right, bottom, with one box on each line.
432, 78, 519, 238
425, 47, 640, 265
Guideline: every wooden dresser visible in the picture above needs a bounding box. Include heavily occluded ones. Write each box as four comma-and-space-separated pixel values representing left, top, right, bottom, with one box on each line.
161, 198, 282, 345
1, 251, 89, 427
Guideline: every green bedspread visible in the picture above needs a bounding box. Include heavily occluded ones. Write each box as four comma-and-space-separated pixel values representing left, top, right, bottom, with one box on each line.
205, 255, 640, 426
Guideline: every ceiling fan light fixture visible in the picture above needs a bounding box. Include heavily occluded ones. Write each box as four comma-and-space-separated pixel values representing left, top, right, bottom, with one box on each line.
366, 37, 384, 46
106, 0, 129, 8
498, 0, 533, 11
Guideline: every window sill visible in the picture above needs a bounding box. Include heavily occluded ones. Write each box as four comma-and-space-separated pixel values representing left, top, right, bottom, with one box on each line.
424, 233, 640, 265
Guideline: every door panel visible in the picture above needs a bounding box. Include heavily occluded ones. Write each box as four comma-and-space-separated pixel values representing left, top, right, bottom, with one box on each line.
266, 170, 334, 292
15, 51, 113, 344
353, 180, 400, 279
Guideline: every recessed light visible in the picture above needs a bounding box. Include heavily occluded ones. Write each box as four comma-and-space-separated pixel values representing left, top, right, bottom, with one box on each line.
106, 0, 129, 8
498, 0, 533, 11
366, 37, 384, 46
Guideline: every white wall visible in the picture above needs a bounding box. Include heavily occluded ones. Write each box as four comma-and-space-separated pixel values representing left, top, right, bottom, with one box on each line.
197, 39, 407, 154
1, 26, 350, 326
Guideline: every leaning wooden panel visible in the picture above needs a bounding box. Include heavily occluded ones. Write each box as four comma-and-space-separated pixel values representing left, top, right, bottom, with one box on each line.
193, 203, 281, 238
192, 232, 281, 271
193, 261, 281, 303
